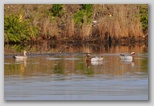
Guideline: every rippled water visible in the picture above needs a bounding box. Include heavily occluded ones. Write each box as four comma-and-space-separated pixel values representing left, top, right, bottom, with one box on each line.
4, 45, 148, 100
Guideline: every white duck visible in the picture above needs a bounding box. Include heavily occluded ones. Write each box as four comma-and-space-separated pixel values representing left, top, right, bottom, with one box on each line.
86, 53, 104, 65
119, 52, 135, 61
13, 50, 27, 60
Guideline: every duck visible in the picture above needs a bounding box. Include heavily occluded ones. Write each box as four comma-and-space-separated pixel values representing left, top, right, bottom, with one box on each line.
119, 52, 135, 61
86, 53, 104, 63
13, 50, 27, 60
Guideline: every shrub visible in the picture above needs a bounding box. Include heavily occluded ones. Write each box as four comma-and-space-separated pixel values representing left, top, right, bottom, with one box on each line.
74, 4, 93, 25
139, 4, 148, 31
4, 14, 39, 43
51, 4, 64, 17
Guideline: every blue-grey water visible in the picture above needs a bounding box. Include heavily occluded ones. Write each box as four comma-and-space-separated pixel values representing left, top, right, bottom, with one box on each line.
4, 45, 148, 100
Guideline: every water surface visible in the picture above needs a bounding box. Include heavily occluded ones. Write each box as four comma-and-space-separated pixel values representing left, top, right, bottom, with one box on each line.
4, 45, 148, 100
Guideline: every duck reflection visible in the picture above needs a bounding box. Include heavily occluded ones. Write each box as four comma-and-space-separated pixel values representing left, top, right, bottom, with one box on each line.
120, 57, 135, 67
14, 59, 27, 78
120, 59, 135, 67
15, 59, 27, 67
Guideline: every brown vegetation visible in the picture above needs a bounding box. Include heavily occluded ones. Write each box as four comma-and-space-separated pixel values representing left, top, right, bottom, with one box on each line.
4, 4, 148, 45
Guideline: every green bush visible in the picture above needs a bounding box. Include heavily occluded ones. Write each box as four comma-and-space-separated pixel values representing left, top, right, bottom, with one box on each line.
74, 10, 85, 25
4, 14, 39, 43
82, 4, 93, 18
139, 5, 148, 31
51, 4, 64, 17
74, 4, 93, 25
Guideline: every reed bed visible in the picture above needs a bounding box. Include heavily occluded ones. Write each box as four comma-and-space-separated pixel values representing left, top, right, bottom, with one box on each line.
4, 4, 148, 44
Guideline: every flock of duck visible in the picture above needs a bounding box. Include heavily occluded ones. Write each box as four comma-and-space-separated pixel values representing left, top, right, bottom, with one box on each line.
13, 50, 136, 64
86, 52, 135, 65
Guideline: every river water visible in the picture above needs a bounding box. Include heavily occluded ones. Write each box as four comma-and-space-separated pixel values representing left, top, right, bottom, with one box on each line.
4, 44, 148, 100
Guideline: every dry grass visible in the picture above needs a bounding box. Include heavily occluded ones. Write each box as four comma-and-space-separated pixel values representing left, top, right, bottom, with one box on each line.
96, 4, 143, 39
4, 4, 146, 43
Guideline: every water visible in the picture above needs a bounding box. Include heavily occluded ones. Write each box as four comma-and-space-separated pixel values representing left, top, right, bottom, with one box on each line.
4, 44, 148, 100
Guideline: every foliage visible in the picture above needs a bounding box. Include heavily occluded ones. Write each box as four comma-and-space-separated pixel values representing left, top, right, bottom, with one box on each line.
4, 14, 39, 43
51, 4, 64, 17
4, 4, 148, 44
74, 4, 93, 25
82, 4, 93, 19
139, 5, 148, 31
74, 10, 85, 25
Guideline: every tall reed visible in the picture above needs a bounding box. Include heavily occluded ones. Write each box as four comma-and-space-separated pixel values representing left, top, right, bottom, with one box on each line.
96, 4, 143, 39
4, 4, 147, 44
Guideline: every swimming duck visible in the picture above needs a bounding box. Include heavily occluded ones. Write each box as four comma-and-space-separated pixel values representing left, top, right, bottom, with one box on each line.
119, 52, 135, 61
86, 53, 104, 63
13, 50, 27, 60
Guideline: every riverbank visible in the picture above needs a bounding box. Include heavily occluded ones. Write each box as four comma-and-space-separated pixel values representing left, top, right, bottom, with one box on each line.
4, 41, 148, 56
4, 4, 148, 44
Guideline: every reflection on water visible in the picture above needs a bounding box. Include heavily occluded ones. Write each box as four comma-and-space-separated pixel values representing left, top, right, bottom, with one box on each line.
4, 44, 148, 100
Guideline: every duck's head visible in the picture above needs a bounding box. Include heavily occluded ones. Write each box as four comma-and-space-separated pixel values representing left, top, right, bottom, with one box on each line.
86, 53, 91, 57
131, 52, 135, 55
100, 56, 104, 58
24, 50, 27, 53
23, 50, 27, 56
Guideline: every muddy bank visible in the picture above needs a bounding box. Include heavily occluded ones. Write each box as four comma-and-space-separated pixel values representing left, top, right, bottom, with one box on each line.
32, 34, 148, 47
4, 38, 148, 56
